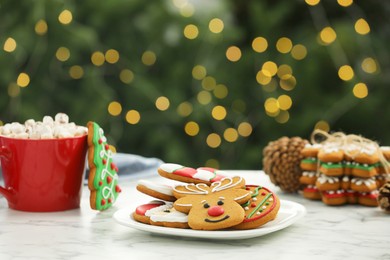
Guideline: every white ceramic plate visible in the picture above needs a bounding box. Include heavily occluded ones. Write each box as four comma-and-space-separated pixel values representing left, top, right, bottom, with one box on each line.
113, 200, 306, 240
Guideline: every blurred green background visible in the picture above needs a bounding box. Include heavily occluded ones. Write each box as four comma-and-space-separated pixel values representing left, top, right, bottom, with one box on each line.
1, 0, 389, 169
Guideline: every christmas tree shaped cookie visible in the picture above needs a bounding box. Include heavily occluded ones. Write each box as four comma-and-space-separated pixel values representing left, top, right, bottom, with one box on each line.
87, 121, 121, 210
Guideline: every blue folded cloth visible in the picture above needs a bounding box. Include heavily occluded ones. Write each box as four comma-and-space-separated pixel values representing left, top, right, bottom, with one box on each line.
0, 153, 164, 184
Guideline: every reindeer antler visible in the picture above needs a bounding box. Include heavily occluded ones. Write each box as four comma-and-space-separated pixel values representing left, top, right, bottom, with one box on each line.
210, 176, 244, 192
173, 183, 210, 197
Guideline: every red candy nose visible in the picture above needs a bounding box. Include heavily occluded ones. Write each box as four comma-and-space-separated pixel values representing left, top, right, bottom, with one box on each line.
207, 206, 224, 217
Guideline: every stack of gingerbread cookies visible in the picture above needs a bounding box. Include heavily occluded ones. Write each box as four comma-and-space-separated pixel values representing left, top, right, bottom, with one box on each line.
299, 133, 390, 206
132, 163, 280, 230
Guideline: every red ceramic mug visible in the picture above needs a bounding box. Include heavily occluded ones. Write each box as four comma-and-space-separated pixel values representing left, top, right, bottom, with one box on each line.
0, 134, 88, 212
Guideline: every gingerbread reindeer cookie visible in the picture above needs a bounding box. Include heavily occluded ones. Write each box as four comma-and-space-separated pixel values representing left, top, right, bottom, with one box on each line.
173, 176, 251, 230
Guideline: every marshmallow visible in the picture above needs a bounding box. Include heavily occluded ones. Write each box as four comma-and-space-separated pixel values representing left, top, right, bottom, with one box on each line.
0, 113, 87, 139
55, 113, 69, 124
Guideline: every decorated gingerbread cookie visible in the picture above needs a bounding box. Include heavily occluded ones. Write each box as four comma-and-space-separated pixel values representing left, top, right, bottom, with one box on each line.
147, 202, 189, 229
133, 200, 166, 224
158, 163, 226, 185
173, 176, 251, 230
302, 185, 322, 200
321, 190, 347, 206
136, 179, 176, 202
233, 185, 280, 230
87, 121, 121, 210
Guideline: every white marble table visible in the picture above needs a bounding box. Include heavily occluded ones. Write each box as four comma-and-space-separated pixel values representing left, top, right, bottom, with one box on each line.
0, 170, 389, 260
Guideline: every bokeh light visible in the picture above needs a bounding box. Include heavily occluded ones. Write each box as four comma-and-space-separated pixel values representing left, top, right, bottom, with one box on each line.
56, 47, 70, 62
58, 9, 73, 25
338, 65, 354, 81
202, 76, 216, 90
276, 37, 293, 53
226, 46, 242, 62
209, 18, 224, 33
155, 96, 170, 111
125, 110, 141, 124
184, 24, 199, 39
211, 105, 227, 120
277, 95, 292, 110
184, 121, 200, 136
213, 84, 228, 99
69, 65, 84, 79
206, 133, 221, 148
353, 83, 368, 99
361, 57, 378, 74
291, 44, 307, 60
256, 70, 272, 85
237, 122, 252, 137
108, 101, 122, 116
279, 75, 297, 91
262, 61, 278, 77
223, 128, 238, 142
3, 37, 16, 52
337, 0, 353, 7
142, 51, 156, 66
354, 18, 370, 35
91, 51, 105, 66
305, 0, 320, 6
35, 20, 48, 35
17, 73, 30, 87
275, 110, 290, 124
119, 69, 134, 84
315, 120, 330, 132
192, 65, 207, 80
252, 37, 268, 53
177, 102, 193, 117
105, 49, 120, 64
319, 27, 337, 45
197, 90, 212, 105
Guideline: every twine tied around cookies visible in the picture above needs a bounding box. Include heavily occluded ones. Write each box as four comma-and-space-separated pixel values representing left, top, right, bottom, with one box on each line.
310, 129, 390, 174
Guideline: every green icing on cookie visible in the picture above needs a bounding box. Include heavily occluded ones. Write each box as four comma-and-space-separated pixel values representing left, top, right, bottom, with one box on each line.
90, 122, 121, 210
320, 162, 343, 169
301, 158, 317, 164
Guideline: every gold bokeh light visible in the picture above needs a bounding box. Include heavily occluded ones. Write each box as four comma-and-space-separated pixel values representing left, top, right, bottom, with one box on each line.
226, 46, 242, 62
3, 37, 16, 52
184, 24, 199, 40
354, 18, 370, 35
35, 20, 48, 35
58, 9, 73, 25
108, 101, 122, 116
252, 37, 268, 53
184, 121, 200, 136
209, 18, 224, 33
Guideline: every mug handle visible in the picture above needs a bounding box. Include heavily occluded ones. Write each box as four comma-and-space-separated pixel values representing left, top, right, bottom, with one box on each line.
0, 146, 14, 202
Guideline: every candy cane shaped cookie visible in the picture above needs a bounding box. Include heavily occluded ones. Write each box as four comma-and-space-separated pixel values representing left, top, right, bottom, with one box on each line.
158, 163, 226, 185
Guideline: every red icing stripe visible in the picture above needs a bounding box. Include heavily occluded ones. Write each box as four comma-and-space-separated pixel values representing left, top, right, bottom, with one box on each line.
173, 167, 198, 178
322, 191, 346, 198
303, 187, 319, 193
135, 202, 165, 215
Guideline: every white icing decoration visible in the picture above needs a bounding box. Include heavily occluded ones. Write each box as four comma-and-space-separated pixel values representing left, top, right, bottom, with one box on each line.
150, 208, 188, 223
351, 177, 375, 186
137, 180, 173, 196
173, 183, 209, 195
317, 174, 339, 184
210, 176, 243, 192
193, 169, 215, 181
96, 127, 118, 202
145, 202, 173, 217
159, 163, 184, 173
